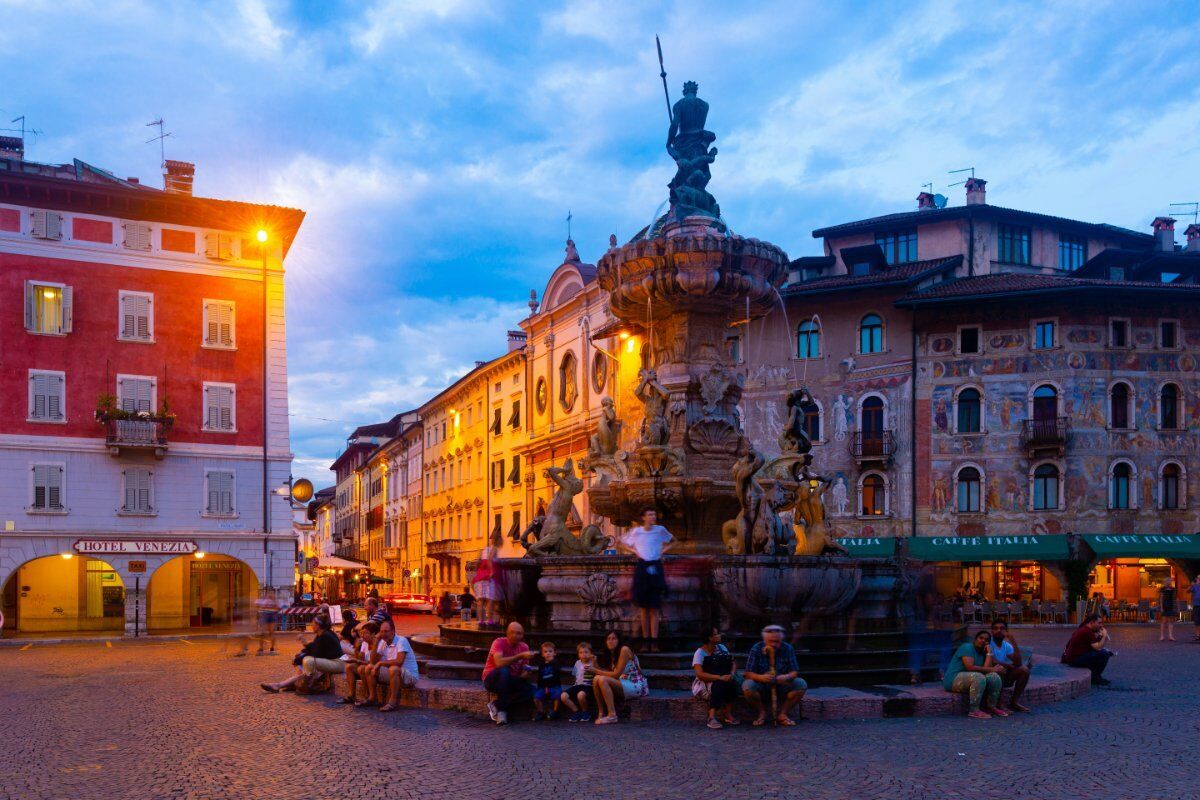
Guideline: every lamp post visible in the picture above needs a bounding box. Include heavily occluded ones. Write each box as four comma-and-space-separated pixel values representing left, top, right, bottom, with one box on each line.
258, 228, 271, 590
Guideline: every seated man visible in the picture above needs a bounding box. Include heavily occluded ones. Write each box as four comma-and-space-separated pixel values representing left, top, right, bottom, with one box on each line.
741, 624, 806, 727
1061, 614, 1113, 686
481, 622, 535, 726
260, 614, 344, 694
988, 620, 1031, 713
364, 618, 419, 712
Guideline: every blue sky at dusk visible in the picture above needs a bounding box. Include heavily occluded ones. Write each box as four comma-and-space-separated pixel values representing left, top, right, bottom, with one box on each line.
3, 0, 1198, 485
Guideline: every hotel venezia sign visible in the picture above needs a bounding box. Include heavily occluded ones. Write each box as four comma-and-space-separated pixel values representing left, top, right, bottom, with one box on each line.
73, 539, 198, 555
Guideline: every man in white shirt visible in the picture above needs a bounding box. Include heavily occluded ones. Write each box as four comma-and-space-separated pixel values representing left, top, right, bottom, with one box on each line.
364, 618, 419, 712
620, 508, 674, 651
988, 620, 1031, 713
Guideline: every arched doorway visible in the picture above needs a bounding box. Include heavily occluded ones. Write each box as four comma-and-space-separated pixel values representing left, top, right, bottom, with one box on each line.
146, 553, 259, 632
1, 555, 125, 634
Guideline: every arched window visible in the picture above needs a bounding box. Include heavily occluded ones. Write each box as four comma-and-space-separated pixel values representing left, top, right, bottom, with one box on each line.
1032, 385, 1058, 422
1160, 383, 1180, 430
796, 320, 821, 359
957, 388, 982, 433
1109, 383, 1130, 429
1161, 463, 1182, 510
1033, 464, 1060, 510
859, 314, 884, 354
1110, 462, 1133, 510
802, 401, 821, 442
861, 474, 886, 516
956, 467, 982, 512
559, 352, 578, 412
859, 396, 885, 456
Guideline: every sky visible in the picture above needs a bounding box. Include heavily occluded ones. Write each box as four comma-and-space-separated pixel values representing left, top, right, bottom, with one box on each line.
3, 0, 1198, 486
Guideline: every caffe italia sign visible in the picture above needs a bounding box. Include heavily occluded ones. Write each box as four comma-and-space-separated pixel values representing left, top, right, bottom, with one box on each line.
908, 535, 1070, 561
74, 539, 198, 555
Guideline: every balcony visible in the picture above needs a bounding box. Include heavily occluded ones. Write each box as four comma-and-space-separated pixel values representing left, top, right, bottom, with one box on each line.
104, 418, 169, 459
426, 538, 459, 559
1021, 417, 1070, 456
850, 431, 895, 465
383, 546, 401, 561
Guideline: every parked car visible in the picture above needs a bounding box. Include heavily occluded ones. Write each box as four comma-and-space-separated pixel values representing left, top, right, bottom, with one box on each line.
384, 593, 435, 614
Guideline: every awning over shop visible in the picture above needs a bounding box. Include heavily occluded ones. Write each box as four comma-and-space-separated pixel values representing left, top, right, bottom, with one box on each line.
317, 556, 370, 570
836, 537, 897, 558
1082, 534, 1200, 559
907, 535, 1070, 562
366, 575, 393, 584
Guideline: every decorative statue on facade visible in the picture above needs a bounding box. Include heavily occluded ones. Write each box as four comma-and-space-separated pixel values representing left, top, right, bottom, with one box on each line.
635, 368, 670, 447
522, 459, 611, 557
666, 81, 720, 219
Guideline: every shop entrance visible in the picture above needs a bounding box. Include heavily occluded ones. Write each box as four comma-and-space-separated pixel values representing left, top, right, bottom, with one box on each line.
189, 560, 244, 627
146, 554, 258, 632
1, 556, 125, 634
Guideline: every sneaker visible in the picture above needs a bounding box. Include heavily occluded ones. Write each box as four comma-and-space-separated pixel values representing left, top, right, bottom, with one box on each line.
532, 712, 545, 722
486, 701, 498, 722
707, 718, 723, 729
579, 713, 592, 723
568, 711, 583, 723
495, 711, 508, 726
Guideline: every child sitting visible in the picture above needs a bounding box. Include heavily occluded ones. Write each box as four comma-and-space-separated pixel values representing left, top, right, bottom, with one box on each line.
530, 641, 565, 721
561, 642, 596, 723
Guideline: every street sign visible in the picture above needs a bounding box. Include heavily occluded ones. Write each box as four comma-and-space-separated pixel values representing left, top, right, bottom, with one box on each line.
129, 560, 147, 573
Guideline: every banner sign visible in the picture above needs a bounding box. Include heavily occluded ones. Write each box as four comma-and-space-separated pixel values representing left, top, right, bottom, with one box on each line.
74, 539, 198, 555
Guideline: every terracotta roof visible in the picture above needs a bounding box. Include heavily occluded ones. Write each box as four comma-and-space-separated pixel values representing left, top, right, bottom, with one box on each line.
896, 272, 1200, 305
783, 255, 962, 296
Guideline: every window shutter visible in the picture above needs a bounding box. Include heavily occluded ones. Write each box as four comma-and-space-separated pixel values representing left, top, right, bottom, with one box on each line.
121, 295, 135, 338
31, 373, 47, 419
122, 222, 152, 251
48, 466, 62, 509
60, 286, 72, 332
205, 302, 218, 345
24, 281, 34, 331
33, 465, 48, 508
124, 470, 136, 511
137, 295, 150, 339
136, 379, 152, 412
122, 295, 150, 339
219, 387, 232, 430
31, 210, 63, 240
219, 303, 233, 346
209, 471, 234, 514
48, 375, 63, 420
508, 400, 521, 428
204, 233, 232, 260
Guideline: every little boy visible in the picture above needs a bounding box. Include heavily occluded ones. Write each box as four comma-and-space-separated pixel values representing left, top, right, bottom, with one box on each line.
530, 642, 564, 721
561, 642, 595, 723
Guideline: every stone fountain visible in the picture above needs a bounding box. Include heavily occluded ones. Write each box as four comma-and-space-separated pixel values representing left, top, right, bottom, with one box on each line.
416, 81, 960, 688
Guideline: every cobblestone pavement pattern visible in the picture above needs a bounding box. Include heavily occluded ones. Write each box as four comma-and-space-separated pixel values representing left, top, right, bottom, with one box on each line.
1, 625, 1195, 800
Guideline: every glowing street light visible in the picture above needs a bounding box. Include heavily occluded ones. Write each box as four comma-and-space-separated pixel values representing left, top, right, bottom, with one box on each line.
256, 228, 268, 243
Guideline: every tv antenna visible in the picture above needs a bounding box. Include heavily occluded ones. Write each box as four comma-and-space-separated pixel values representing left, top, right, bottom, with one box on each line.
922, 182, 933, 193
655, 35, 673, 123
145, 118, 172, 168
0, 115, 44, 155
948, 166, 975, 187
1168, 202, 1199, 226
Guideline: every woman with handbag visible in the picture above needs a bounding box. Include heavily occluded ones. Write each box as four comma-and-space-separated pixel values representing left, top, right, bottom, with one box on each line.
692, 627, 740, 729
473, 531, 502, 629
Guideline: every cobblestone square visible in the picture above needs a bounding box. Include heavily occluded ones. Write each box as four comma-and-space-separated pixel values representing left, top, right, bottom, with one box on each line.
1, 626, 1194, 800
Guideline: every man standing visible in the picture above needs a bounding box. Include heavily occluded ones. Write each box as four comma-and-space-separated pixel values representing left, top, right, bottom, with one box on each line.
459, 586, 476, 623
1061, 613, 1113, 686
988, 620, 1031, 712
481, 621, 535, 725
742, 625, 807, 726
620, 508, 674, 652
365, 618, 418, 713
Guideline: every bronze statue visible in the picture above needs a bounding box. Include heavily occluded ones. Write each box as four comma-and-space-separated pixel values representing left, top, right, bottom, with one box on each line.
588, 397, 620, 457
791, 476, 848, 556
635, 368, 670, 447
722, 449, 764, 555
522, 459, 611, 557
666, 81, 720, 219
778, 386, 814, 457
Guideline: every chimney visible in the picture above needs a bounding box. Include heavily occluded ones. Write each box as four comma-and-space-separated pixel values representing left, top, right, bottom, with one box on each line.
1186, 224, 1200, 254
163, 160, 195, 196
0, 135, 23, 161
507, 330, 527, 352
964, 177, 987, 205
1151, 216, 1176, 252
127, 177, 140, 185
916, 192, 936, 210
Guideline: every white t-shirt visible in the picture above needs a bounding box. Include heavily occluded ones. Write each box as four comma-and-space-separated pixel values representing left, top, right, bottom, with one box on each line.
358, 640, 372, 661
573, 659, 594, 685
622, 525, 673, 561
376, 635, 419, 678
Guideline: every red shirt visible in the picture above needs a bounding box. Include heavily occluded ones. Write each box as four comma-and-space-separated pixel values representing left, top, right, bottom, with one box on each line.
1062, 626, 1098, 663
482, 637, 529, 681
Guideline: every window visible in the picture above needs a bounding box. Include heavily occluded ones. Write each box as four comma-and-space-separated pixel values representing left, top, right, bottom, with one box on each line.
1109, 383, 1130, 430
860, 474, 886, 516
24, 280, 72, 335
122, 467, 154, 514
1109, 319, 1128, 348
802, 401, 821, 442
1160, 320, 1178, 349
508, 400, 521, 429
998, 224, 1031, 265
1161, 463, 1182, 510
203, 383, 236, 431
1058, 234, 1087, 271
491, 460, 504, 491
203, 300, 235, 348
851, 262, 871, 276
796, 320, 821, 359
491, 407, 502, 435
1032, 385, 1058, 421
1160, 383, 1180, 430
30, 464, 65, 511
30, 210, 63, 240
205, 471, 235, 516
958, 326, 980, 354
508, 455, 521, 485
28, 370, 65, 422
1033, 320, 1056, 350
116, 375, 155, 413
875, 229, 917, 264
122, 222, 152, 251
118, 291, 154, 341
1110, 462, 1133, 510
956, 467, 982, 513
859, 314, 884, 354
204, 232, 233, 260
956, 388, 982, 433
1032, 464, 1060, 510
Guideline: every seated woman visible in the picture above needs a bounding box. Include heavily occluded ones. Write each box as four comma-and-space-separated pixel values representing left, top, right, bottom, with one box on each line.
943, 629, 1007, 719
692, 627, 739, 729
261, 615, 345, 694
340, 621, 379, 704
592, 631, 649, 725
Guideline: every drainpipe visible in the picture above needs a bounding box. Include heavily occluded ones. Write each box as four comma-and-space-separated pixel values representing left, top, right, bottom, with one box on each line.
910, 315, 918, 539
967, 212, 976, 277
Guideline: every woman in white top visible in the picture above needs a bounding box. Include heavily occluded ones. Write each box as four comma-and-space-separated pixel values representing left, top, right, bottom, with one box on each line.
473, 530, 502, 628
340, 621, 379, 705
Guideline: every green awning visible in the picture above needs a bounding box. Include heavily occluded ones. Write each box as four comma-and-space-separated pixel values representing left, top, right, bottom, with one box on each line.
836, 537, 897, 558
907, 535, 1069, 562
1082, 534, 1200, 559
